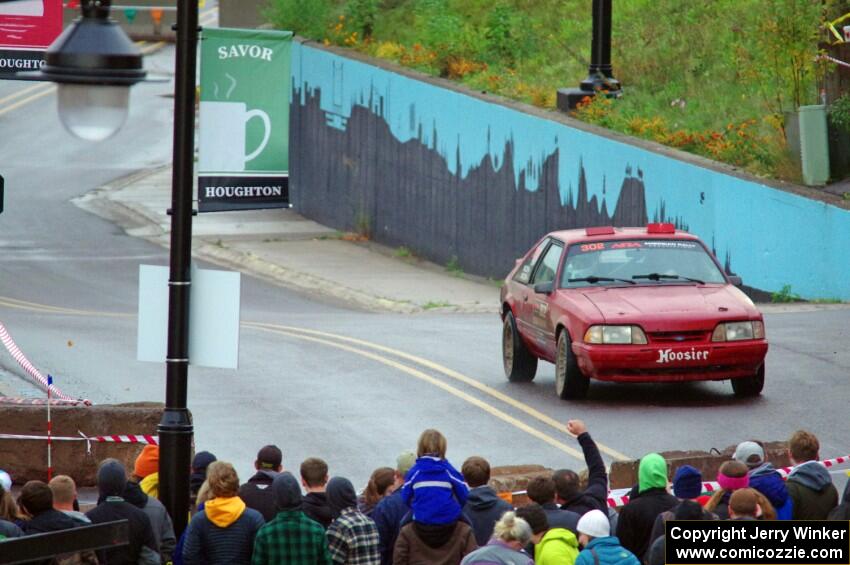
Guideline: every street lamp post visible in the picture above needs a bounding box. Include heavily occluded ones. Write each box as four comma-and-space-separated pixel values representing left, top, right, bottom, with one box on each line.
557, 0, 621, 112
160, 0, 199, 538
36, 0, 199, 535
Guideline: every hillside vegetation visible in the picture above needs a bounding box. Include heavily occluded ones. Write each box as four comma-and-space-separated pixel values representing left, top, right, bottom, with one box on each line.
268, 0, 849, 181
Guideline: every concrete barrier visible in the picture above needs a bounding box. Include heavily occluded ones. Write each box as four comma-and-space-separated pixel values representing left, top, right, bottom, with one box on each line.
490, 464, 552, 507
608, 441, 791, 489
0, 402, 167, 487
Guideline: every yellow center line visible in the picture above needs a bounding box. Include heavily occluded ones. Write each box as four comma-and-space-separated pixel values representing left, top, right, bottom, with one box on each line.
253, 325, 588, 463
0, 295, 630, 462
0, 86, 55, 117
0, 297, 131, 318
0, 82, 53, 107
141, 41, 167, 56
244, 321, 631, 461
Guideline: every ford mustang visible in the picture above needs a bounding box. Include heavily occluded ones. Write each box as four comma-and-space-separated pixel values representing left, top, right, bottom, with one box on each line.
500, 224, 768, 399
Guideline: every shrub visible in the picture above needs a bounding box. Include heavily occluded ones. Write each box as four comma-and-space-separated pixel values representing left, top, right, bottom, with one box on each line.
347, 0, 378, 39
829, 94, 850, 133
265, 0, 331, 39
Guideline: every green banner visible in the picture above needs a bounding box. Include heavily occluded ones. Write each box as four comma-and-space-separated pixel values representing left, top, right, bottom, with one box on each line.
198, 28, 292, 212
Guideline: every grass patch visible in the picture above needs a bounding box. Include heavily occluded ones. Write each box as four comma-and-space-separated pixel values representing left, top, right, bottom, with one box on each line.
316, 231, 346, 240
268, 0, 836, 182
445, 255, 464, 276
811, 297, 844, 304
422, 300, 452, 309
771, 284, 802, 303
395, 246, 413, 258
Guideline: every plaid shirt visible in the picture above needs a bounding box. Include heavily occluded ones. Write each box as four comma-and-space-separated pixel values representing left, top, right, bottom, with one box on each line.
326, 507, 381, 565
252, 510, 332, 565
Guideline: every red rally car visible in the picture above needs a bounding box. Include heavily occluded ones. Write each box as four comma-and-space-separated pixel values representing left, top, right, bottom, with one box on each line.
500, 224, 768, 399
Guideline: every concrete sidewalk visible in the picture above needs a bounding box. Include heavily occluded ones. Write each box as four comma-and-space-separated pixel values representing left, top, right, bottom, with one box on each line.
73, 166, 500, 313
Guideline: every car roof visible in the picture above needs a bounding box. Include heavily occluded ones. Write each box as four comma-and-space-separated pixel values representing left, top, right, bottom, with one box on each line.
548, 227, 701, 246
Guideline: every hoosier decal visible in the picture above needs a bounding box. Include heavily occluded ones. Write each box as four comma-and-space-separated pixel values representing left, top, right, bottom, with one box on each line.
657, 348, 709, 363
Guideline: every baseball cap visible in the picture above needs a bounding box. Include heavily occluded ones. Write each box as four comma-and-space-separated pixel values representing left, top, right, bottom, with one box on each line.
733, 441, 765, 469
257, 445, 283, 469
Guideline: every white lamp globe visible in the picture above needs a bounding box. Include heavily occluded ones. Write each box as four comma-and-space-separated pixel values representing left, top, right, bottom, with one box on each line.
57, 83, 130, 142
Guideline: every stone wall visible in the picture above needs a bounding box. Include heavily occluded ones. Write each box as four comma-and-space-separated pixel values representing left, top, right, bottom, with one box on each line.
0, 403, 165, 486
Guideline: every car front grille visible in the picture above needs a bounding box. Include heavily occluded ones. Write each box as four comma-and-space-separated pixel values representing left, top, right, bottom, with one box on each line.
648, 330, 710, 343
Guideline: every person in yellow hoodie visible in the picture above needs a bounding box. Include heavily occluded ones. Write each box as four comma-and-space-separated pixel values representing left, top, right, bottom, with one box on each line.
182, 461, 266, 565
516, 502, 579, 565
134, 444, 161, 498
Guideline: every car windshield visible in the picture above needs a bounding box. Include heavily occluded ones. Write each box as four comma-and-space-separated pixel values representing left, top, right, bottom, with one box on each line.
560, 239, 727, 288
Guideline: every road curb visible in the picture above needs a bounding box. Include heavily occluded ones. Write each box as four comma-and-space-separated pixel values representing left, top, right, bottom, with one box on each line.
194, 242, 421, 313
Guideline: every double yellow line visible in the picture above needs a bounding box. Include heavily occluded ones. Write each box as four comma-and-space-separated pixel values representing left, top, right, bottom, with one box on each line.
0, 293, 630, 465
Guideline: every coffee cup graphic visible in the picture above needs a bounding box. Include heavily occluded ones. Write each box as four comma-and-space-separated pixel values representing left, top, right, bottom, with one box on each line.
199, 101, 271, 172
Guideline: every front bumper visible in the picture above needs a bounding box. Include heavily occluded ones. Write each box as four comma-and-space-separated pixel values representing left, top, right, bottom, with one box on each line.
573, 340, 768, 383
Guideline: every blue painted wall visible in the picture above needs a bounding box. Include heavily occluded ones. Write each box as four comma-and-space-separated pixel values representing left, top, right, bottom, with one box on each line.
290, 41, 850, 300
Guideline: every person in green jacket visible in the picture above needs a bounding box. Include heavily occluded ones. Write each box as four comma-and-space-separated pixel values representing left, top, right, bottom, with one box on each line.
574, 510, 640, 565
252, 472, 332, 565
516, 502, 579, 565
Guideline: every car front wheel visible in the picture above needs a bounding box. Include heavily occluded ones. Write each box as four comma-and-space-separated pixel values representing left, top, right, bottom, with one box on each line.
503, 312, 538, 382
731, 364, 765, 397
555, 330, 589, 399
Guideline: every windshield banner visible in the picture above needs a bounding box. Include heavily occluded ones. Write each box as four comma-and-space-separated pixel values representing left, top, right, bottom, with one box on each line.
198, 28, 292, 212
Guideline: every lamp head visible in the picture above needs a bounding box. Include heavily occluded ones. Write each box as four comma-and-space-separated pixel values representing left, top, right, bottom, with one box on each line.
38, 0, 146, 141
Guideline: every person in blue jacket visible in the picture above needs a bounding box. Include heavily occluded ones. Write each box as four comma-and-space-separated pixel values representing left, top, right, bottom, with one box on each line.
734, 441, 793, 520
575, 509, 640, 565
401, 429, 469, 526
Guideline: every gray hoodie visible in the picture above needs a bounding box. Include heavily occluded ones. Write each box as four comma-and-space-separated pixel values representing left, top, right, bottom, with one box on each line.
787, 461, 838, 520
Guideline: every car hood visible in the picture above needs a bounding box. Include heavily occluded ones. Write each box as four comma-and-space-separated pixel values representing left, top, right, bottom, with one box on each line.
578, 284, 760, 330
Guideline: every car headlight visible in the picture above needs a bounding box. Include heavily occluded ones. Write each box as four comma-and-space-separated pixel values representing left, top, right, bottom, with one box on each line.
712, 321, 764, 342
584, 325, 648, 344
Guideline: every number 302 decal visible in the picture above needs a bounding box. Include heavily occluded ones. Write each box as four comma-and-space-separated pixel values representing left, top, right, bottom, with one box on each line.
580, 243, 605, 252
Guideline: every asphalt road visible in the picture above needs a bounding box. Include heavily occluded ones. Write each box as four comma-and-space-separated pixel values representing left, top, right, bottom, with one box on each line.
0, 45, 848, 492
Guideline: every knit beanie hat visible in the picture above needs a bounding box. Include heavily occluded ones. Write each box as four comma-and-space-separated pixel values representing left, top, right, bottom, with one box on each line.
272, 472, 302, 511
576, 509, 610, 538
638, 453, 668, 493
98, 459, 128, 498
673, 465, 703, 499
134, 445, 159, 478
190, 451, 217, 495
326, 476, 358, 517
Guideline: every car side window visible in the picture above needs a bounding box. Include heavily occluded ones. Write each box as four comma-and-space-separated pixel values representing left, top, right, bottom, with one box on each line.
514, 239, 549, 284
531, 243, 564, 285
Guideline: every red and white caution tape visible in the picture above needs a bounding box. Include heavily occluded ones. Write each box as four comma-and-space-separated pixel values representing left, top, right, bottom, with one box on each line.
0, 431, 157, 455
516, 455, 850, 508
0, 321, 91, 406
0, 397, 86, 406
819, 53, 850, 69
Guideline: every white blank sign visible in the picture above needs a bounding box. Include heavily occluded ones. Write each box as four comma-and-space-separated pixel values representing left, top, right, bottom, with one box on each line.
137, 264, 241, 369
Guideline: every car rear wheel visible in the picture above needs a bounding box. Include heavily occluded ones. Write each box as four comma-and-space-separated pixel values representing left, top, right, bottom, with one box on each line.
731, 364, 764, 397
555, 330, 589, 399
503, 312, 538, 382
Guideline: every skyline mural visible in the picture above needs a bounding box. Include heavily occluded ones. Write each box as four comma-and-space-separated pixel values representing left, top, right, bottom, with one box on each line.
289, 42, 850, 299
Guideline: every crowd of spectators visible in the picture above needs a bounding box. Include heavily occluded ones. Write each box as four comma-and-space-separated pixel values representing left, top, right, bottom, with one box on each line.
0, 422, 848, 565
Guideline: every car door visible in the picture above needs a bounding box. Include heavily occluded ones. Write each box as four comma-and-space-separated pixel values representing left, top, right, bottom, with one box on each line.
527, 240, 564, 359
512, 238, 550, 343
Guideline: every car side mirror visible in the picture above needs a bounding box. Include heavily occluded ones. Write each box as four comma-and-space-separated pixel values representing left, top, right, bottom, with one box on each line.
728, 275, 743, 287
534, 281, 555, 295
